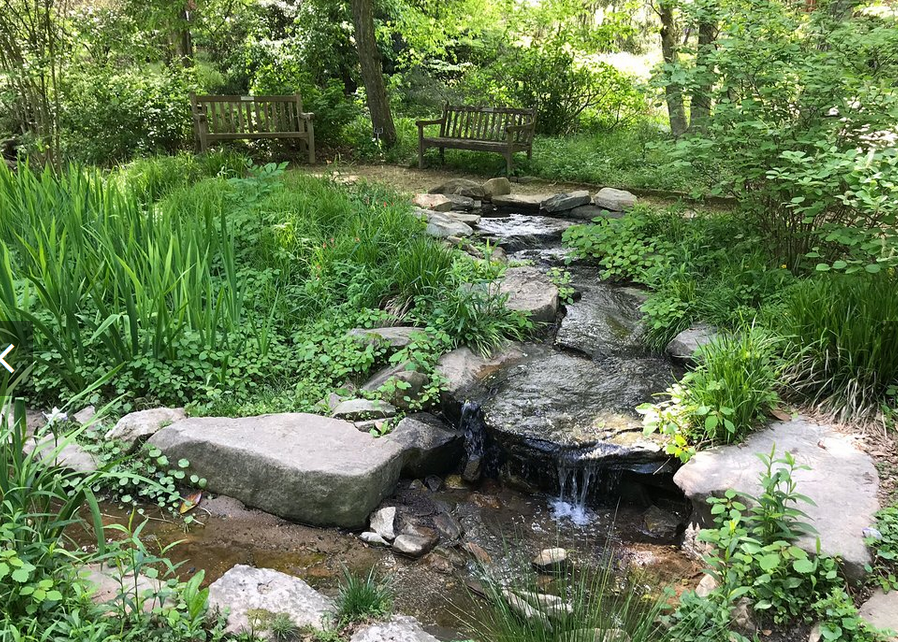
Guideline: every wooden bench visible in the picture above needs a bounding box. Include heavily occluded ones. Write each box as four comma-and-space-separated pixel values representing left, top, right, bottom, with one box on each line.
190, 93, 315, 164
417, 105, 536, 175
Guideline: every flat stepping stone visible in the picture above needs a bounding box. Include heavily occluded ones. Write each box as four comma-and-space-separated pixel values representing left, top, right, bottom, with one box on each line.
447, 212, 481, 225
425, 211, 473, 238
492, 194, 552, 211
541, 190, 591, 213
499, 266, 559, 323
673, 417, 879, 582
859, 590, 898, 638
412, 193, 454, 211
209, 565, 334, 636
348, 326, 422, 348
593, 187, 637, 212
148, 414, 407, 527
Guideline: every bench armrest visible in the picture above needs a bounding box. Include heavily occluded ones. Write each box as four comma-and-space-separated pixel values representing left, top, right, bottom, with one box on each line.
416, 118, 445, 128
505, 122, 534, 133
299, 112, 315, 120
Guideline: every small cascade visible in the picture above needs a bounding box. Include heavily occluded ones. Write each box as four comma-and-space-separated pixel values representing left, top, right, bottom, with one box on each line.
459, 400, 487, 482
549, 459, 625, 526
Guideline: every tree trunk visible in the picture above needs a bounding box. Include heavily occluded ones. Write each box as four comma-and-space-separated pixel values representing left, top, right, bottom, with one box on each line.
350, 0, 397, 147
176, 3, 194, 68
689, 18, 715, 131
659, 0, 688, 137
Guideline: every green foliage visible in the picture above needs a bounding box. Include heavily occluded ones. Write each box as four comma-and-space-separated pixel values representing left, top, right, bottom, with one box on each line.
665, 0, 898, 269
335, 567, 393, 625
640, 327, 781, 462
779, 273, 898, 422
116, 150, 250, 204
667, 448, 883, 639
564, 207, 793, 350
865, 505, 898, 593
464, 554, 664, 642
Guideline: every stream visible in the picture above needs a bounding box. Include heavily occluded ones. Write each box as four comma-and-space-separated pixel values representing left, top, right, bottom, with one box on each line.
92, 206, 698, 641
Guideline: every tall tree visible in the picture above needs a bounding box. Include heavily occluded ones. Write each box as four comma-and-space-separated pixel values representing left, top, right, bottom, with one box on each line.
689, 13, 716, 131
350, 0, 397, 147
656, 0, 687, 137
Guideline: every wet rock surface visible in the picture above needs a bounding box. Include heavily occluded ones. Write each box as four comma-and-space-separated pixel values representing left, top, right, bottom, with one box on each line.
476, 214, 575, 252
674, 417, 880, 582
555, 283, 647, 359
498, 266, 559, 323
474, 344, 676, 471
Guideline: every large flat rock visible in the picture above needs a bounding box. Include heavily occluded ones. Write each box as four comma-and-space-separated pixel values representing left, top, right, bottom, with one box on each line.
148, 414, 407, 528
209, 565, 334, 636
556, 283, 647, 359
476, 344, 676, 471
492, 194, 551, 211
673, 418, 879, 582
350, 615, 440, 642
437, 344, 526, 400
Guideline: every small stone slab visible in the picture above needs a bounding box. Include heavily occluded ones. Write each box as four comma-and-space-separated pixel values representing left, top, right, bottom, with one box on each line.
541, 190, 591, 213
149, 414, 407, 527
350, 615, 440, 642
858, 590, 898, 638
412, 194, 454, 211
425, 211, 474, 238
499, 266, 559, 323
82, 563, 164, 614
369, 506, 397, 541
673, 417, 879, 582
348, 326, 422, 348
569, 204, 624, 221
593, 188, 637, 212
666, 325, 717, 362
105, 407, 186, 452
483, 177, 512, 199
533, 547, 568, 572
386, 413, 464, 477
436, 344, 526, 399
332, 399, 397, 421
444, 194, 475, 210
492, 194, 550, 211
73, 406, 96, 425
208, 565, 335, 636
362, 362, 428, 409
429, 178, 485, 199
393, 532, 438, 558
447, 212, 481, 225
360, 531, 389, 546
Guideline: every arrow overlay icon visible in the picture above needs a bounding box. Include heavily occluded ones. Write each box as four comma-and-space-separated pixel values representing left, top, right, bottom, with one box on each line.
1, 344, 14, 373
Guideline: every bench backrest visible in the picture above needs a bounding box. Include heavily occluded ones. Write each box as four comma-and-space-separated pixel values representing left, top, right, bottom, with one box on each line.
440, 105, 536, 144
190, 94, 310, 135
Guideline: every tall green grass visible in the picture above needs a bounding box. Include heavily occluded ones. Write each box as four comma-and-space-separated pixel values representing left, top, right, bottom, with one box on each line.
781, 273, 898, 421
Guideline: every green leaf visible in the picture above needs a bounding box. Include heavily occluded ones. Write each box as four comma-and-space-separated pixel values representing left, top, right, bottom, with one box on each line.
758, 553, 780, 572
815, 263, 831, 272
11, 568, 30, 583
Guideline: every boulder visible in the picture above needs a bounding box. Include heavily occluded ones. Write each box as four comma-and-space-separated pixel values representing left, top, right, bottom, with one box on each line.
82, 563, 164, 614
106, 407, 185, 452
673, 417, 879, 582
858, 590, 898, 638
348, 326, 422, 348
332, 399, 397, 421
436, 344, 526, 400
694, 573, 718, 598
412, 194, 454, 211
429, 178, 485, 199
482, 177, 512, 199
350, 615, 440, 642
593, 188, 637, 212
208, 565, 334, 636
491, 194, 549, 211
555, 284, 646, 359
499, 266, 559, 323
386, 413, 464, 477
27, 437, 100, 475
362, 362, 429, 409
148, 414, 407, 527
425, 212, 474, 238
541, 191, 591, 214
369, 506, 398, 541
665, 325, 717, 362
393, 531, 438, 558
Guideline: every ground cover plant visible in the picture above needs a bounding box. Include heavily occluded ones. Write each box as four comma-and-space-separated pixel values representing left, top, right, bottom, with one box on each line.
0, 158, 529, 417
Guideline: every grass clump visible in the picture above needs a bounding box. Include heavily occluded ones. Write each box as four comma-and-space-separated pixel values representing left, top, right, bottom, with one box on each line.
779, 273, 898, 422
640, 326, 782, 462
335, 567, 393, 625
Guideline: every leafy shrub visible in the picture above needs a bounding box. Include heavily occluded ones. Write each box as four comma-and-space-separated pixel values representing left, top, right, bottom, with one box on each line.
335, 567, 392, 624
116, 150, 249, 203
865, 505, 898, 593
780, 273, 898, 421
60, 66, 193, 164
640, 327, 782, 462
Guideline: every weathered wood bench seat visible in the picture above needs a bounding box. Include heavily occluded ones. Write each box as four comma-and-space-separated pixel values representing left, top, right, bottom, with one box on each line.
190, 93, 315, 163
417, 105, 536, 174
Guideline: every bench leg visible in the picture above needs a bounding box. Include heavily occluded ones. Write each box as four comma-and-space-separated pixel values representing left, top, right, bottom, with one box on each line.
439, 147, 445, 165
418, 130, 425, 169
307, 121, 316, 165
505, 151, 513, 176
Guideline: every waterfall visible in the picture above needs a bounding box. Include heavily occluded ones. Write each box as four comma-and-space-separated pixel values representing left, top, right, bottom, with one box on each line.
551, 463, 597, 526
